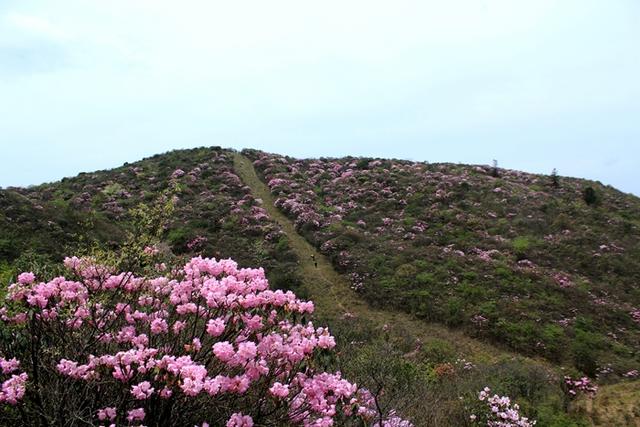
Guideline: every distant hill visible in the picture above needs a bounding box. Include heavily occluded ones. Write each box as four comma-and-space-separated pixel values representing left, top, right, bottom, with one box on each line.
1, 146, 639, 378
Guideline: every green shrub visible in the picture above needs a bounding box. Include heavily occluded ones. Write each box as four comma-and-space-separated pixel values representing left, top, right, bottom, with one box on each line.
445, 298, 465, 326
421, 339, 456, 364
395, 263, 418, 280
583, 186, 598, 205
571, 329, 603, 376
512, 236, 532, 260
416, 272, 435, 286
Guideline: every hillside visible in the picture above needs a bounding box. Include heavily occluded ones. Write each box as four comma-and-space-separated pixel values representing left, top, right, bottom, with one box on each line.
1, 145, 639, 425
0, 147, 301, 294
243, 149, 640, 377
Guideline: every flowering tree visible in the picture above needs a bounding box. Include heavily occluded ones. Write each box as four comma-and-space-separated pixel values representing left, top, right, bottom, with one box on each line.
0, 256, 407, 426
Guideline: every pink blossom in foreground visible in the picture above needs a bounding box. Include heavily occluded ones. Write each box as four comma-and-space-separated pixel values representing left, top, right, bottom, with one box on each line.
269, 382, 290, 398
0, 355, 28, 405
127, 407, 145, 422
0, 256, 411, 426
17, 272, 35, 285
0, 373, 28, 405
131, 381, 155, 399
226, 413, 254, 427
97, 407, 116, 421
143, 245, 159, 255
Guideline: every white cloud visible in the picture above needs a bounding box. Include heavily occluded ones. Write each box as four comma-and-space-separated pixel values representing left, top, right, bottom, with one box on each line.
6, 12, 69, 41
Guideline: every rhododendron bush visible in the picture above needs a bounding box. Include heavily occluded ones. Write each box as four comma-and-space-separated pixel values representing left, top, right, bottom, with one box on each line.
469, 388, 536, 427
0, 256, 406, 426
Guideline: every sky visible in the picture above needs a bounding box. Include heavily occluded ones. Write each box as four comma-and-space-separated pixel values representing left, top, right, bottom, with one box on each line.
0, 0, 639, 195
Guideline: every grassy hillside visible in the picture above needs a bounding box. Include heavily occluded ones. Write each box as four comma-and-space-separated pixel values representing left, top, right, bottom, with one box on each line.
243, 149, 640, 377
0, 147, 301, 294
1, 145, 639, 425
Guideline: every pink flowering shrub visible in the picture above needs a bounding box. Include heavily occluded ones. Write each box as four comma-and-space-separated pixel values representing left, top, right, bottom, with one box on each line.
562, 376, 598, 399
470, 387, 536, 427
0, 256, 406, 426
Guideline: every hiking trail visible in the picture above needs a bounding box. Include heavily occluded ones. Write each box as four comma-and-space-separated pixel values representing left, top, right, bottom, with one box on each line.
233, 152, 513, 359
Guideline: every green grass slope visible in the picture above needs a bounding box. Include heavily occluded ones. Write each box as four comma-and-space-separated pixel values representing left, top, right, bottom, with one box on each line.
243, 149, 640, 378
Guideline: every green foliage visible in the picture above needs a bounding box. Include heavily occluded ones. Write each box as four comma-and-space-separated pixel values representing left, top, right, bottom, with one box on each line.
101, 182, 124, 197
535, 409, 589, 427
572, 328, 605, 376
9, 250, 64, 279
0, 237, 17, 260
512, 236, 533, 260
421, 339, 456, 365
583, 186, 598, 205
395, 263, 417, 280
540, 324, 568, 362
494, 320, 541, 354
445, 298, 465, 326
275, 235, 290, 254
415, 272, 435, 286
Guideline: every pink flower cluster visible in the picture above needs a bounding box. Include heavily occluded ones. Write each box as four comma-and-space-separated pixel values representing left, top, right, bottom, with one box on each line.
552, 273, 573, 289
473, 387, 536, 427
0, 355, 27, 405
563, 376, 598, 398
355, 389, 414, 427
143, 245, 160, 256
227, 412, 254, 426
171, 168, 186, 179
186, 235, 208, 250
1, 256, 409, 426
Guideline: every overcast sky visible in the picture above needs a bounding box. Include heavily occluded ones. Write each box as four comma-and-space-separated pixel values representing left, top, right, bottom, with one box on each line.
1, 1, 639, 195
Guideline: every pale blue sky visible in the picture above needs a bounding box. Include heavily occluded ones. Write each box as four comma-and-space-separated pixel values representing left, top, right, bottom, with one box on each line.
1, 1, 638, 195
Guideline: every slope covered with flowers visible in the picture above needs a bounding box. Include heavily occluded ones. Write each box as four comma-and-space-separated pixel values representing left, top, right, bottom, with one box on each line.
244, 149, 640, 376
0, 147, 301, 294
0, 255, 411, 426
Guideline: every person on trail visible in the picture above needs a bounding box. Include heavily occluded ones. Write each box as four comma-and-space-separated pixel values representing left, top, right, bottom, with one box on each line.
311, 254, 317, 268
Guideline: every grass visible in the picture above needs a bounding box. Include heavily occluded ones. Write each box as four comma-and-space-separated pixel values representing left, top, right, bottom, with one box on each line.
242, 149, 640, 375
574, 381, 640, 426
233, 153, 548, 365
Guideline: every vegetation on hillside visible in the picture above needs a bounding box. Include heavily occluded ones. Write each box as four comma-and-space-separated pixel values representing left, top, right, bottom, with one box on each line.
244, 149, 640, 379
1, 145, 639, 425
0, 147, 301, 296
